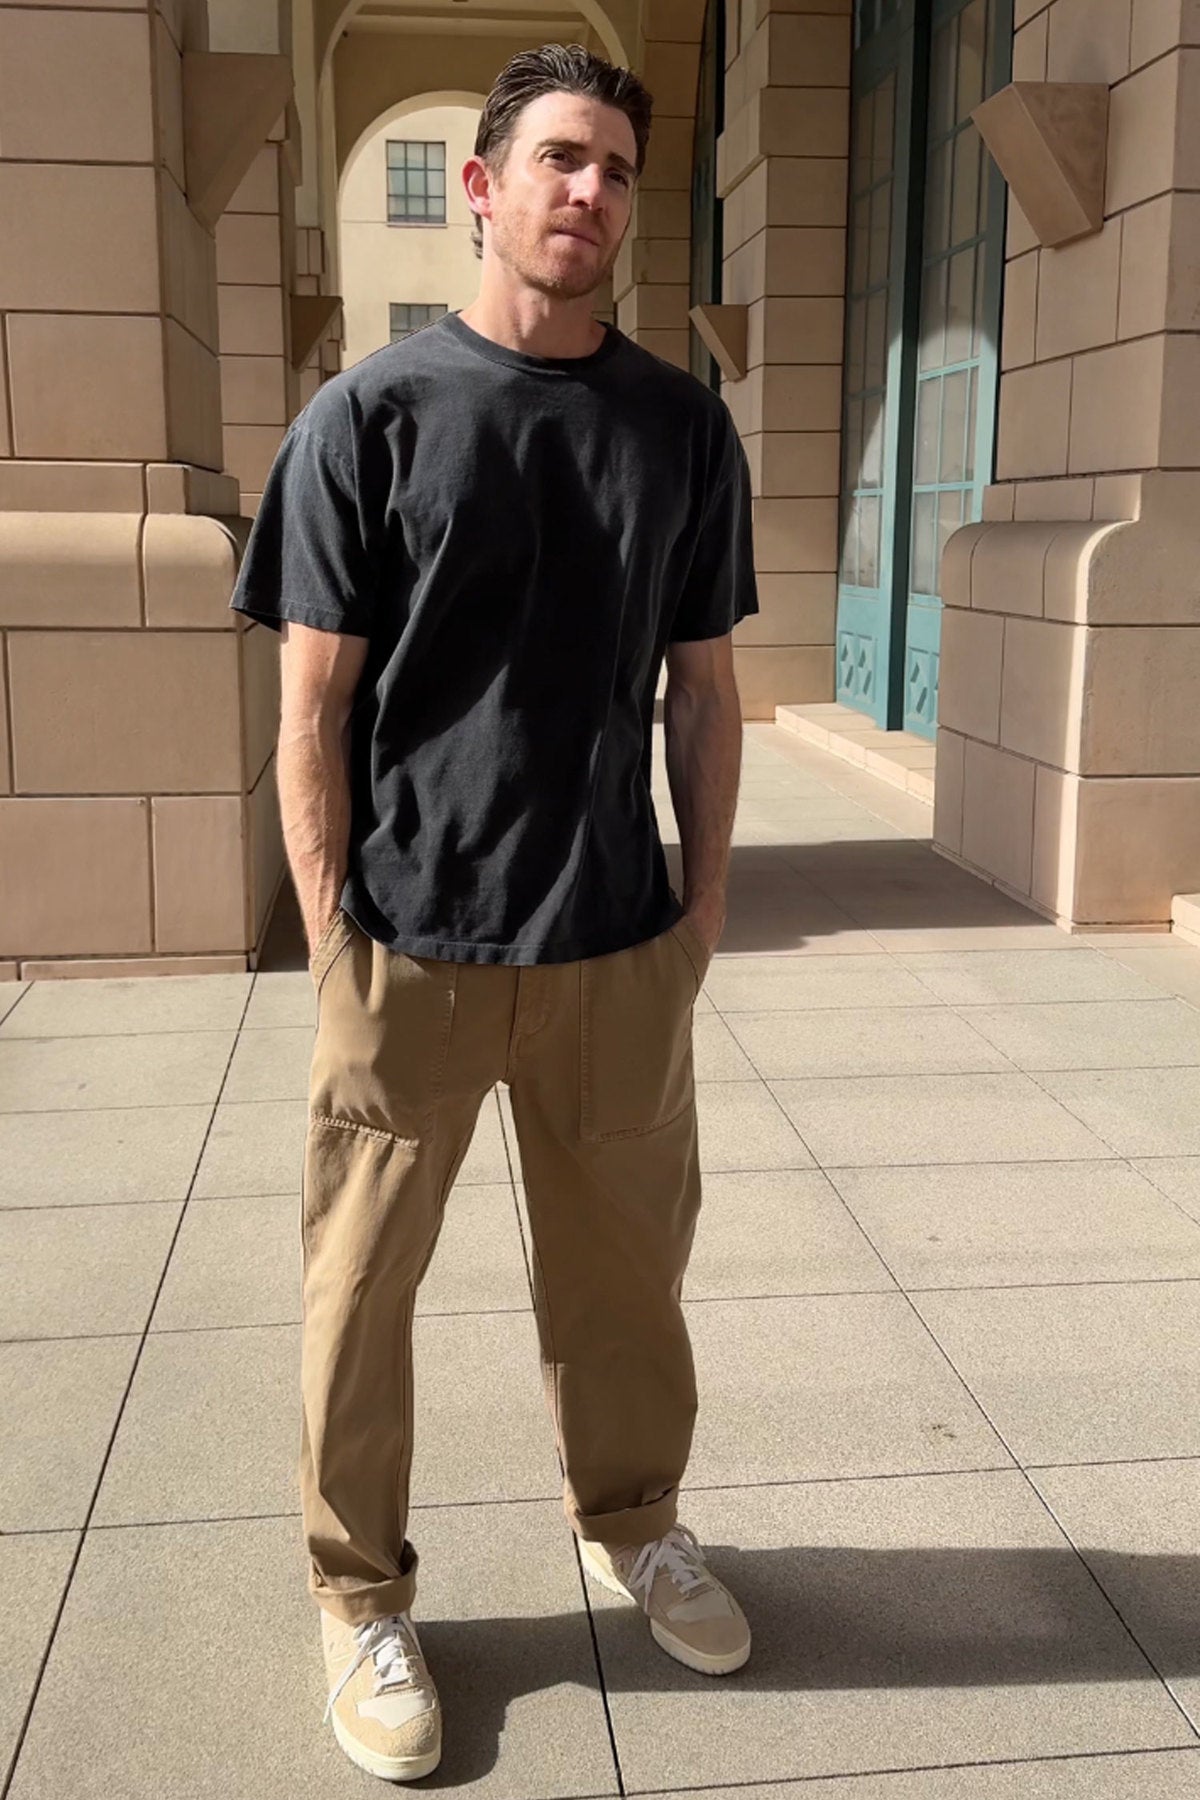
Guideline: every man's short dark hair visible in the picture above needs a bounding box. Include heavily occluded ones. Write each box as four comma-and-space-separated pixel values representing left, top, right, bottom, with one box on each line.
470, 43, 654, 253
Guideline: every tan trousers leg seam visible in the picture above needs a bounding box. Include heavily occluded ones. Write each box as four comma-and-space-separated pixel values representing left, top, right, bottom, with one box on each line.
309, 1110, 417, 1148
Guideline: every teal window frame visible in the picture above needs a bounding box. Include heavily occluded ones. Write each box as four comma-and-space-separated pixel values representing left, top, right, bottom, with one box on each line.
689, 0, 725, 391
836, 0, 1012, 735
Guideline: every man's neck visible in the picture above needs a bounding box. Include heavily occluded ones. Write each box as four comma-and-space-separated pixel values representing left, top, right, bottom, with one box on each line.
459, 282, 606, 361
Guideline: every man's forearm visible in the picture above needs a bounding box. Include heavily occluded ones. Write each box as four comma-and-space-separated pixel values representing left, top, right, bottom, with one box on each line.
277, 717, 352, 955
663, 675, 743, 940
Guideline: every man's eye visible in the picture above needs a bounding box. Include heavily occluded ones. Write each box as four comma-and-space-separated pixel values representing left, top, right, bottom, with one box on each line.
609, 170, 630, 187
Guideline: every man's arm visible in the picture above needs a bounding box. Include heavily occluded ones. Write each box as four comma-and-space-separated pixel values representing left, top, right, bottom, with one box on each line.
278, 621, 370, 956
663, 632, 744, 954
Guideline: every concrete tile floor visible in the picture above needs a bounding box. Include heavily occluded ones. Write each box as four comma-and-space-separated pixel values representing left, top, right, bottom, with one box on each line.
4, 722, 1200, 1797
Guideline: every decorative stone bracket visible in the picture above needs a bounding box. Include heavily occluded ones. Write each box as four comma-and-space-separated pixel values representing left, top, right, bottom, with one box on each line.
689, 303, 748, 382
183, 52, 294, 229
290, 295, 343, 371
971, 82, 1109, 248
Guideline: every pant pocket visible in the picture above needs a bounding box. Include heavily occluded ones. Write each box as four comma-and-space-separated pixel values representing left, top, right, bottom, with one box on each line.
309, 908, 353, 993
580, 929, 695, 1142
311, 933, 459, 1142
671, 916, 713, 998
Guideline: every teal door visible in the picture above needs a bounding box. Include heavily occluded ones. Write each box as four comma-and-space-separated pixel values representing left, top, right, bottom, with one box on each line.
836, 0, 1011, 737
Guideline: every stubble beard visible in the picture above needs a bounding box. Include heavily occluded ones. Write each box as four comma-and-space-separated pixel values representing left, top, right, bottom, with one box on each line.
491, 210, 622, 301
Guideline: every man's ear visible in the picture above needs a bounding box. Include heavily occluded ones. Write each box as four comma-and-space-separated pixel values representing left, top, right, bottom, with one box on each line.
462, 155, 493, 228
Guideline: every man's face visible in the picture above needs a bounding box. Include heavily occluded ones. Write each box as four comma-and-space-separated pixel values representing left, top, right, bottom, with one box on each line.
482, 90, 638, 299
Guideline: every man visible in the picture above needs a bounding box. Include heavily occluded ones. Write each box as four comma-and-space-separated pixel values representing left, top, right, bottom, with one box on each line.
231, 43, 757, 1783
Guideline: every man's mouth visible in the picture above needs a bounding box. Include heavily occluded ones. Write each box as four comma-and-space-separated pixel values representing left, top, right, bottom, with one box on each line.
553, 227, 599, 246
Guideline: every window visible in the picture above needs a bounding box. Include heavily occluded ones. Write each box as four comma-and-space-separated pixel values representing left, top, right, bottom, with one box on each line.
386, 140, 447, 224
390, 303, 447, 343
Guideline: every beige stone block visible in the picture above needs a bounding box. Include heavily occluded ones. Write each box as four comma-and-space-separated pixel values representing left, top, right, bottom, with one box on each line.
752, 496, 837, 571
745, 430, 840, 496
1006, 196, 1039, 260
644, 0, 708, 38
971, 521, 1056, 617
999, 614, 1086, 768
0, 327, 9, 460
0, 9, 153, 161
758, 226, 847, 297
1083, 625, 1200, 774
937, 606, 1004, 743
220, 354, 287, 427
248, 757, 284, 939
0, 513, 142, 628
241, 622, 280, 787
142, 512, 241, 630
1043, 520, 1125, 622
152, 797, 247, 953
640, 116, 695, 189
941, 523, 991, 607
996, 359, 1072, 480
1159, 332, 1200, 465
227, 145, 280, 215
8, 632, 241, 795
1093, 473, 1143, 520
0, 165, 159, 313
1012, 11, 1049, 80
153, 13, 185, 191
1132, 0, 1200, 67
1075, 776, 1200, 923
223, 424, 284, 497
1001, 250, 1038, 369
144, 464, 241, 515
215, 212, 282, 287
8, 314, 167, 461
732, 644, 835, 717
1031, 762, 1077, 917
1118, 194, 1172, 339
933, 726, 966, 857
0, 462, 143, 513
161, 177, 219, 350
1013, 478, 1095, 521
1106, 52, 1178, 213
751, 0, 851, 13
165, 320, 223, 472
20, 954, 248, 979
719, 86, 849, 193
757, 362, 843, 433
297, 366, 321, 408
745, 295, 844, 365
752, 13, 851, 87
982, 485, 1017, 522
631, 188, 692, 240
0, 799, 152, 958
733, 571, 835, 646
630, 238, 691, 284
1047, 0, 1132, 82
642, 40, 702, 115
635, 326, 691, 368
1035, 223, 1120, 360
1068, 335, 1166, 475
217, 284, 286, 356
619, 282, 691, 332
1178, 47, 1200, 185
961, 739, 1036, 896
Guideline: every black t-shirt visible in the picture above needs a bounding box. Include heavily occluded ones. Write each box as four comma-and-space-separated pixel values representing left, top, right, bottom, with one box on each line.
230, 311, 758, 965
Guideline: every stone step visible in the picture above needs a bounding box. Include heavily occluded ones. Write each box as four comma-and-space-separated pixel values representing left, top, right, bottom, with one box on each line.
775, 703, 936, 805
1171, 892, 1200, 948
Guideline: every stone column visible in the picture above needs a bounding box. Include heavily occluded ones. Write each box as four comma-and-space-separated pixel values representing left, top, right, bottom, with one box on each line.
0, 0, 293, 975
715, 0, 851, 718
936, 0, 1200, 929
614, 0, 704, 370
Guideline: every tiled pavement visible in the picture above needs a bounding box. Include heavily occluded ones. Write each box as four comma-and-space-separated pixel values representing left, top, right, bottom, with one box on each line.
5, 723, 1200, 1798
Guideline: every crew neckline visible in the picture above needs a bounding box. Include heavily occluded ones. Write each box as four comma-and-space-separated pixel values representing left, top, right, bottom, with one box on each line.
441, 310, 623, 375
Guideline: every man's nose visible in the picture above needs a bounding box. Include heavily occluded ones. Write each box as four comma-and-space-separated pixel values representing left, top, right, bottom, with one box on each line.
568, 164, 606, 208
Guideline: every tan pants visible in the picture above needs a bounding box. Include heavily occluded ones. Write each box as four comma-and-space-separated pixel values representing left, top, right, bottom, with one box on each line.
301, 908, 710, 1626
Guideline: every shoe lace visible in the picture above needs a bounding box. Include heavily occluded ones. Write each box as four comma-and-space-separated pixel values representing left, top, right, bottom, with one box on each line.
325, 1613, 419, 1721
627, 1524, 712, 1612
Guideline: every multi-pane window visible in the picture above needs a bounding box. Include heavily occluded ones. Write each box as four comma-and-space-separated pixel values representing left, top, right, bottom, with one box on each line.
386, 141, 446, 225
390, 303, 447, 343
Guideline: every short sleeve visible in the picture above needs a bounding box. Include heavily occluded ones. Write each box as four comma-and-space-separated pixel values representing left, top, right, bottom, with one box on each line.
229, 426, 377, 637
668, 408, 759, 643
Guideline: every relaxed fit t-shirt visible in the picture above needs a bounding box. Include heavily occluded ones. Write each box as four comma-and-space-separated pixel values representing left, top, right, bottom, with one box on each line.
230, 311, 758, 965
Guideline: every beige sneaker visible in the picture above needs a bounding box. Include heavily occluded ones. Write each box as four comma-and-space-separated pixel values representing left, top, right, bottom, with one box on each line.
321, 1609, 441, 1781
580, 1523, 750, 1675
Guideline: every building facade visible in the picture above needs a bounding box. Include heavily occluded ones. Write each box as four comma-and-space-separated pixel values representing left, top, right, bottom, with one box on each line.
0, 0, 1197, 975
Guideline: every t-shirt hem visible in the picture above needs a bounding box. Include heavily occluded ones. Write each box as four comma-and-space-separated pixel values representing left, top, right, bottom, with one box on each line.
342, 897, 685, 967
230, 595, 371, 636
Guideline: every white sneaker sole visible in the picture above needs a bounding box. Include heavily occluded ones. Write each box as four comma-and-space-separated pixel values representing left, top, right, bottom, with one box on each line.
578, 1539, 751, 1677
330, 1708, 442, 1782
